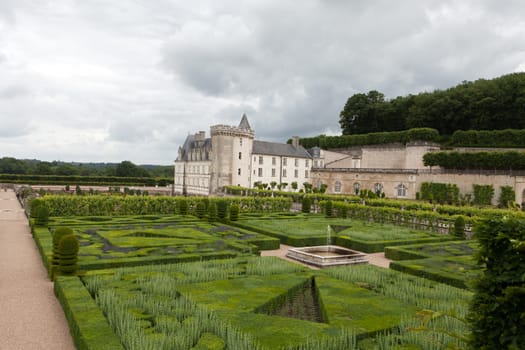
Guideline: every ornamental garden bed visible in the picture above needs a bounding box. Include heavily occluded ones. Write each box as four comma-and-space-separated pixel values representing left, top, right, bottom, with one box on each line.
385, 240, 481, 289
389, 255, 481, 290
234, 215, 453, 252
56, 257, 471, 350
33, 215, 279, 272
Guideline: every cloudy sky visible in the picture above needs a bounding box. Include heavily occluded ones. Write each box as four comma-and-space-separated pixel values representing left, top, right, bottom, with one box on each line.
1, 1, 524, 164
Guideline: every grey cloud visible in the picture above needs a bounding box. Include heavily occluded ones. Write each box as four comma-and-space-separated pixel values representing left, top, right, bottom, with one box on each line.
0, 85, 30, 99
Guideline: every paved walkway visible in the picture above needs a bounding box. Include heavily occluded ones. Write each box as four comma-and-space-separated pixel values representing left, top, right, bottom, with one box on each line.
0, 189, 75, 350
261, 244, 392, 269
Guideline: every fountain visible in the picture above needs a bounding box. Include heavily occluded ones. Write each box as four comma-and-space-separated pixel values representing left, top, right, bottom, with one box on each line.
286, 225, 368, 268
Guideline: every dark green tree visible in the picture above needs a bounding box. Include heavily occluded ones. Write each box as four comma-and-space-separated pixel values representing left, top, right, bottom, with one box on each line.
469, 218, 525, 349
301, 197, 311, 213
229, 204, 239, 221
339, 90, 385, 134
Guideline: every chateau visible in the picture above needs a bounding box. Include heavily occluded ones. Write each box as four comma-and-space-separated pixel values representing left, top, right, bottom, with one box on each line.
174, 115, 311, 195
175, 115, 525, 205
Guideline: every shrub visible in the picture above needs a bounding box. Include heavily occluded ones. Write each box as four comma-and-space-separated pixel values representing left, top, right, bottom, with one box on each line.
178, 199, 189, 215
30, 198, 43, 218
420, 182, 460, 204
52, 227, 75, 272
207, 202, 217, 222
33, 205, 50, 226
325, 200, 333, 218
469, 218, 525, 349
473, 184, 494, 206
216, 200, 228, 220
498, 185, 515, 208
229, 204, 240, 221
453, 216, 465, 239
195, 201, 206, 219
301, 197, 311, 213
57, 234, 79, 275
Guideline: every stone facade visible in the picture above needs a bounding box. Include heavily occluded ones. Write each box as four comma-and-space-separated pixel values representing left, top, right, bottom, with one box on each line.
174, 115, 312, 195
175, 116, 525, 205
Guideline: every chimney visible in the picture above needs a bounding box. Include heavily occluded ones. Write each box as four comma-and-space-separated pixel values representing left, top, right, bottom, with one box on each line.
291, 136, 300, 148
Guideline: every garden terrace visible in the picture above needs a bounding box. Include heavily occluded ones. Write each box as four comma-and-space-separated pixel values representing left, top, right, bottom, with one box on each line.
54, 257, 472, 349
233, 214, 453, 252
33, 215, 279, 272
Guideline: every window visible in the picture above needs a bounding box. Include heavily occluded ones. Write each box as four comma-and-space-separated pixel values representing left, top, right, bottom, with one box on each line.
305, 170, 309, 178
374, 183, 383, 196
238, 168, 241, 175
240, 138, 243, 146
258, 168, 263, 177
305, 160, 309, 167
397, 183, 407, 197
271, 168, 276, 177
294, 169, 298, 178
238, 152, 242, 160
259, 156, 263, 165
334, 181, 342, 193
283, 157, 287, 166
283, 169, 287, 177
353, 182, 360, 195
272, 157, 276, 165
295, 158, 299, 167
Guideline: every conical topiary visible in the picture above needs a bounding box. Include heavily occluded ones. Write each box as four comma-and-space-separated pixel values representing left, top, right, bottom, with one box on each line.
195, 201, 206, 219
217, 200, 228, 220
30, 198, 43, 218
33, 205, 50, 226
229, 204, 239, 221
325, 200, 333, 218
178, 199, 189, 215
208, 202, 217, 222
52, 227, 74, 273
57, 234, 79, 275
301, 197, 311, 213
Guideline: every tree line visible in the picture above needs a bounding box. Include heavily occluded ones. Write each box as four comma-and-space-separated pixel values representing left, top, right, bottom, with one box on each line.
339, 72, 525, 135
0, 157, 173, 178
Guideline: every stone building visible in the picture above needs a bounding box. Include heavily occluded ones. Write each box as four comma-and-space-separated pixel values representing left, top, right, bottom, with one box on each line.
174, 115, 312, 195
311, 143, 525, 206
175, 115, 525, 205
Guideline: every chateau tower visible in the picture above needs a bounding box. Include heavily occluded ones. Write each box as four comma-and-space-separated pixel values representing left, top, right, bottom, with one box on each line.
209, 114, 255, 193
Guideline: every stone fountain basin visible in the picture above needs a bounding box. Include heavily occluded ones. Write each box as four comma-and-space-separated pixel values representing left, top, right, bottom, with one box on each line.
286, 245, 368, 268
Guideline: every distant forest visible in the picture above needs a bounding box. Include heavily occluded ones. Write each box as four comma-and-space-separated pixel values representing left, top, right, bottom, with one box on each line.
339, 72, 525, 135
0, 158, 173, 178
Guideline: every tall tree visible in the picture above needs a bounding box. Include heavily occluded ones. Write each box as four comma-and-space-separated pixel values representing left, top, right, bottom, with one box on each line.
339, 90, 385, 134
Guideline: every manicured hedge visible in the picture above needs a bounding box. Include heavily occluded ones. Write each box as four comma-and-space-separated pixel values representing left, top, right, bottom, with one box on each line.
295, 128, 440, 149
389, 256, 479, 290
335, 235, 452, 254
54, 276, 124, 350
230, 221, 326, 247
36, 195, 292, 217
450, 129, 525, 148
423, 150, 525, 170
0, 173, 172, 186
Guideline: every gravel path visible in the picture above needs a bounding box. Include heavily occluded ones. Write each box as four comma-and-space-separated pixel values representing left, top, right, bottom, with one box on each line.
261, 244, 392, 269
0, 189, 75, 350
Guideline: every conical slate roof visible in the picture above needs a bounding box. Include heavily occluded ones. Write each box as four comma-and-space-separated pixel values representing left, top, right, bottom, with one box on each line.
238, 113, 252, 129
